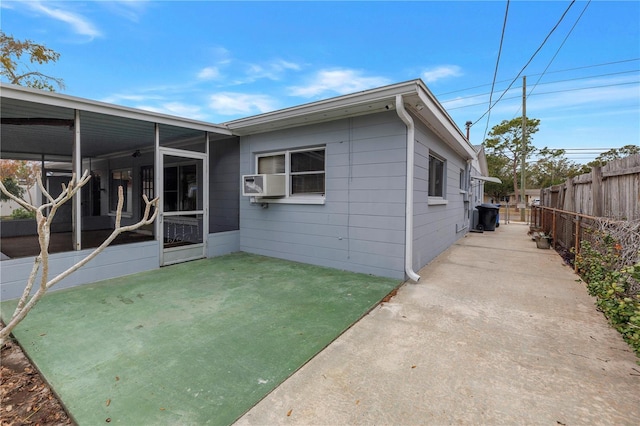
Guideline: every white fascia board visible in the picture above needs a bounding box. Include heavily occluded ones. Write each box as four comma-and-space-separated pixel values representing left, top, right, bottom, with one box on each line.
224, 80, 422, 134
475, 145, 489, 176
1, 83, 232, 135
415, 86, 477, 160
471, 175, 502, 184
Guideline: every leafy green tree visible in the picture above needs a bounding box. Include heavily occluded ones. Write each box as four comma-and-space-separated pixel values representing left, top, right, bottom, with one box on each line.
0, 30, 64, 91
586, 145, 640, 170
483, 117, 540, 203
0, 177, 24, 202
529, 148, 580, 188
484, 153, 513, 202
0, 160, 40, 203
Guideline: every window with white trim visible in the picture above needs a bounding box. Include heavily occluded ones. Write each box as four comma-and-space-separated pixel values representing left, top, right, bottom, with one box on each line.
257, 147, 325, 200
110, 168, 133, 215
428, 153, 446, 198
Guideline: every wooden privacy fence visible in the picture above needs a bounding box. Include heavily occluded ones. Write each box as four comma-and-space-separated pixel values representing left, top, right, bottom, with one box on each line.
540, 154, 640, 220
530, 206, 600, 272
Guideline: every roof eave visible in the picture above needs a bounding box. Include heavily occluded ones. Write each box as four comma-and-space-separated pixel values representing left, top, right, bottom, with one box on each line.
0, 83, 233, 136
225, 79, 476, 161
224, 80, 422, 135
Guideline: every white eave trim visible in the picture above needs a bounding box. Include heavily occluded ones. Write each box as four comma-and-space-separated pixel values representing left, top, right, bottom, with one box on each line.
1, 83, 232, 135
224, 80, 421, 131
471, 175, 503, 184
415, 89, 477, 160
225, 79, 478, 164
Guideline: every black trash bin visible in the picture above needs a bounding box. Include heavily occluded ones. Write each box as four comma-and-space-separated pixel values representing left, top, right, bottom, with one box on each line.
476, 203, 500, 231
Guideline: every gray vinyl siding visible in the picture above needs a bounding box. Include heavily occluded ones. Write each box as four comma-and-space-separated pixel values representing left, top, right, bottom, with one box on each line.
0, 240, 159, 300
207, 230, 240, 257
209, 137, 240, 233
239, 111, 407, 279
412, 119, 468, 271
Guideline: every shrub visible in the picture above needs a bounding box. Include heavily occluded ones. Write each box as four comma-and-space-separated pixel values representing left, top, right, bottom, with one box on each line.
10, 208, 35, 219
575, 237, 640, 357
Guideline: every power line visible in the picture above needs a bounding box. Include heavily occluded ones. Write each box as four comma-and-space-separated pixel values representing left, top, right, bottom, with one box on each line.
482, 0, 511, 143
435, 58, 640, 97
473, 0, 577, 127
440, 70, 639, 105
529, 80, 638, 96
513, 0, 592, 118
541, 58, 640, 76
445, 80, 640, 111
561, 148, 615, 151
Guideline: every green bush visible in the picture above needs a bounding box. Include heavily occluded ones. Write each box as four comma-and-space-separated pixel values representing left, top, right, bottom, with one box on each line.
0, 177, 24, 201
10, 208, 35, 219
576, 239, 640, 357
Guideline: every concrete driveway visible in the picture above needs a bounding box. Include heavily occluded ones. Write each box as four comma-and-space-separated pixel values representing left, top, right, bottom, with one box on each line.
236, 222, 640, 425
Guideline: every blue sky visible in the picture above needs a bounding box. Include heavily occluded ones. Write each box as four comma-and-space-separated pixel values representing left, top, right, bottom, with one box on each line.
2, 0, 639, 163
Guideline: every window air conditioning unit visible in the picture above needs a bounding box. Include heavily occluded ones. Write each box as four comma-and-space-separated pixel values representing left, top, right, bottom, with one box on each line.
242, 174, 286, 197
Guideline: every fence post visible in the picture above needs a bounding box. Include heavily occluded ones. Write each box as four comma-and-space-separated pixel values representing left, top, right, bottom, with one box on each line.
592, 166, 603, 217
574, 215, 581, 273
552, 209, 557, 249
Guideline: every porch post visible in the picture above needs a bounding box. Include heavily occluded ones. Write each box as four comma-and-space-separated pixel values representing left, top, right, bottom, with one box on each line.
154, 123, 161, 258
73, 109, 82, 251
203, 132, 209, 253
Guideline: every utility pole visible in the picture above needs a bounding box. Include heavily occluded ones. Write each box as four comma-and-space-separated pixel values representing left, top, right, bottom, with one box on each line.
520, 76, 527, 222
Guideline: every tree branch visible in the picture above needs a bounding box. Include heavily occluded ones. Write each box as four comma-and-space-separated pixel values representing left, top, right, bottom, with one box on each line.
0, 171, 159, 346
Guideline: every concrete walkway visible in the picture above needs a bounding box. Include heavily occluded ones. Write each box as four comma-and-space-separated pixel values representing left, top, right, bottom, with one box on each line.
236, 222, 640, 425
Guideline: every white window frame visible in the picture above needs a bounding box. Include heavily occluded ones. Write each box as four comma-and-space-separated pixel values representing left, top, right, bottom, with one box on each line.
254, 146, 326, 204
428, 152, 448, 206
109, 168, 133, 216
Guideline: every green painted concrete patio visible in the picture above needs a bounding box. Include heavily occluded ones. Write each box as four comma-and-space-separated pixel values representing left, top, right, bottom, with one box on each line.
1, 252, 400, 425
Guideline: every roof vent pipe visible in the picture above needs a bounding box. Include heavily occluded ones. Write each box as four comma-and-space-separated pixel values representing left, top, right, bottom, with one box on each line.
395, 94, 421, 283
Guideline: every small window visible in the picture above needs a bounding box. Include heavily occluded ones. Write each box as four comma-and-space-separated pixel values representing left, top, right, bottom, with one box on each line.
290, 149, 325, 195
428, 154, 445, 198
459, 169, 465, 190
256, 147, 325, 200
110, 168, 133, 214
258, 154, 285, 174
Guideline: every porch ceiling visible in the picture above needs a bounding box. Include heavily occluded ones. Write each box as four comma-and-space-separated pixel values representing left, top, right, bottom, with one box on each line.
0, 84, 233, 161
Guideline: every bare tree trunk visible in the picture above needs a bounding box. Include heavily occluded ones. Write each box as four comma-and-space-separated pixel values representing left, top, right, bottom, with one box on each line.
0, 171, 159, 346
512, 159, 520, 211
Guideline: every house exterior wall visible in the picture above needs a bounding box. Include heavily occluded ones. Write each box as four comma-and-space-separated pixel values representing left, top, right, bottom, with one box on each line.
239, 110, 407, 279
412, 119, 469, 272
207, 230, 240, 257
0, 240, 159, 300
209, 137, 240, 233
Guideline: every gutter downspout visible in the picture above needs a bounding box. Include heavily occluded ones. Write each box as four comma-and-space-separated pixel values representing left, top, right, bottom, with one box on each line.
395, 94, 421, 282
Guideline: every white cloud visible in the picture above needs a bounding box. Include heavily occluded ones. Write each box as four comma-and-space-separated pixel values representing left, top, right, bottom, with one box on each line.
288, 69, 390, 98
28, 1, 102, 39
137, 102, 207, 120
422, 65, 463, 83
208, 92, 278, 115
100, 93, 163, 104
100, 0, 149, 23
271, 59, 302, 72
197, 67, 222, 81
242, 59, 304, 82
99, 91, 208, 120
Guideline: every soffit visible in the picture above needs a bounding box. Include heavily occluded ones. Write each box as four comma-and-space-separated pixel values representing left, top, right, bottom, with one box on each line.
1, 84, 232, 161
